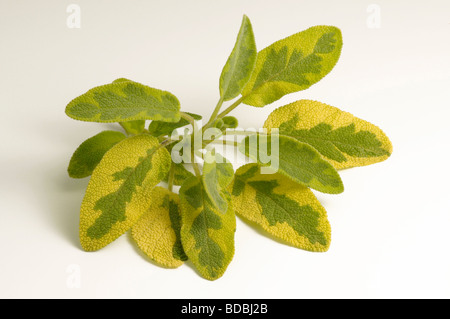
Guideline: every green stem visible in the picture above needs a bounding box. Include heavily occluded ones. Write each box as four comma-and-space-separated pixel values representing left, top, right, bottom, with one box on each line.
204, 96, 225, 129
167, 164, 175, 192
223, 130, 257, 136
206, 139, 240, 147
180, 112, 198, 129
191, 156, 201, 177
216, 96, 244, 119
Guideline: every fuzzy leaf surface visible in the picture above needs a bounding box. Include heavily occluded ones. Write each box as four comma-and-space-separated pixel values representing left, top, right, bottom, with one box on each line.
219, 15, 257, 101
79, 134, 171, 251
131, 187, 187, 268
66, 80, 180, 123
68, 130, 126, 178
231, 163, 331, 251
179, 176, 235, 280
264, 100, 392, 169
242, 26, 342, 107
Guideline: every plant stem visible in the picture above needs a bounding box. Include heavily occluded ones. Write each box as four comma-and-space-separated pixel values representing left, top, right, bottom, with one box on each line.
204, 96, 225, 130
216, 96, 244, 119
206, 139, 240, 147
180, 112, 198, 128
191, 156, 201, 177
167, 164, 175, 192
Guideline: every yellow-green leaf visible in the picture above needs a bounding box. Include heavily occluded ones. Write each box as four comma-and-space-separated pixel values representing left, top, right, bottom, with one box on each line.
119, 120, 146, 135
219, 15, 257, 101
202, 151, 234, 214
79, 134, 171, 251
66, 80, 180, 123
239, 134, 344, 194
241, 26, 342, 107
230, 164, 331, 252
131, 187, 187, 268
264, 100, 393, 169
148, 112, 202, 137
68, 130, 126, 178
163, 162, 195, 186
179, 176, 236, 280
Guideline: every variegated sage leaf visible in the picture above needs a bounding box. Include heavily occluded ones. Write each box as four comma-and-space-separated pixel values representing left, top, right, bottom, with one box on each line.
148, 112, 202, 137
79, 134, 171, 251
264, 100, 393, 169
66, 80, 180, 123
131, 187, 187, 268
241, 26, 342, 107
239, 134, 344, 194
202, 152, 234, 214
219, 15, 257, 101
120, 120, 146, 135
230, 163, 331, 251
68, 130, 126, 179
179, 176, 236, 281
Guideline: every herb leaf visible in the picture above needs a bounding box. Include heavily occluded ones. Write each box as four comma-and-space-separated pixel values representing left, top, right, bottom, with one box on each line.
131, 186, 187, 268
163, 163, 195, 186
241, 26, 342, 107
179, 176, 236, 280
239, 134, 344, 194
264, 100, 393, 169
68, 130, 126, 178
202, 151, 234, 214
65, 80, 181, 123
119, 120, 146, 135
219, 15, 257, 101
148, 112, 202, 137
79, 134, 171, 251
231, 163, 331, 251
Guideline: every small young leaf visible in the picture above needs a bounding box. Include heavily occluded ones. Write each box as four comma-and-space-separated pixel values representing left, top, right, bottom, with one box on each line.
65, 80, 181, 123
202, 151, 234, 214
179, 176, 236, 280
239, 134, 344, 194
68, 130, 126, 178
148, 112, 202, 137
79, 134, 171, 251
264, 100, 393, 169
119, 120, 146, 135
163, 162, 195, 186
131, 187, 187, 268
219, 15, 257, 101
230, 164, 331, 252
222, 116, 238, 129
241, 26, 342, 107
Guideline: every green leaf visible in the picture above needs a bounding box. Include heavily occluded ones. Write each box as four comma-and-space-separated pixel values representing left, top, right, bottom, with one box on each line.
163, 162, 195, 186
79, 134, 171, 251
241, 26, 342, 107
239, 134, 344, 194
119, 120, 146, 135
65, 80, 181, 123
68, 130, 126, 178
219, 15, 257, 101
230, 164, 331, 251
148, 112, 202, 137
179, 176, 236, 280
202, 151, 234, 214
131, 187, 187, 268
264, 100, 393, 169
222, 116, 238, 129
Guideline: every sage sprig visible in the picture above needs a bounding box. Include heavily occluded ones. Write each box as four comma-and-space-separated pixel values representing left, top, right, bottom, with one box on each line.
66, 15, 392, 280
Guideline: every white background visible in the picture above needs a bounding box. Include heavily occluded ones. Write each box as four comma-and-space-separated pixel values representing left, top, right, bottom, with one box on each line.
1, 0, 450, 299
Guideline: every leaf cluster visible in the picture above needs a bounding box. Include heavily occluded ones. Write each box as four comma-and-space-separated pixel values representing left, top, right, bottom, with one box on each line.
66, 16, 392, 280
